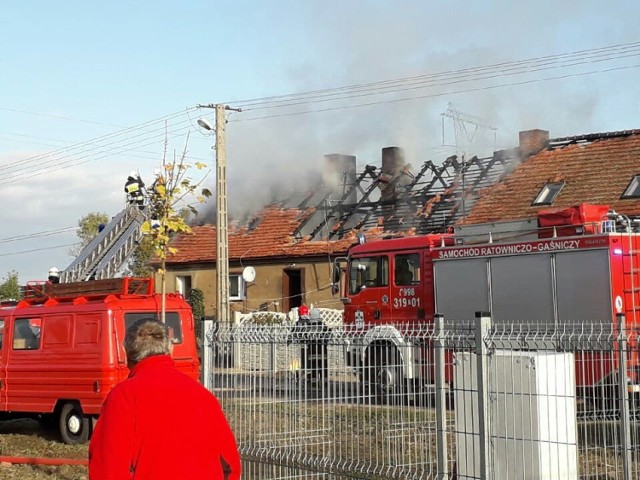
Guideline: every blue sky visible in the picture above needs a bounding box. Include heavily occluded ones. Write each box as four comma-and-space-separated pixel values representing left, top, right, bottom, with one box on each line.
1, 0, 639, 282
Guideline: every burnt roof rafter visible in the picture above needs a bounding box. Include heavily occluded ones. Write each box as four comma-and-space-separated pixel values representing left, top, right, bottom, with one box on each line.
325, 173, 386, 240
298, 149, 510, 240
294, 165, 380, 240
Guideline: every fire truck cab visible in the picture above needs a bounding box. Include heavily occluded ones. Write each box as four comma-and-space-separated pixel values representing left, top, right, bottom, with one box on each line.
339, 205, 640, 403
0, 277, 199, 444
342, 234, 450, 326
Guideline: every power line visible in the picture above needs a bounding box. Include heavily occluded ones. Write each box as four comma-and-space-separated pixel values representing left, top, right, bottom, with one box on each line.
0, 106, 124, 127
0, 114, 215, 184
0, 119, 192, 178
0, 123, 197, 185
242, 48, 640, 111
4, 41, 639, 185
0, 243, 77, 257
228, 41, 640, 110
0, 227, 76, 244
0, 108, 196, 174
230, 62, 640, 123
0, 131, 210, 164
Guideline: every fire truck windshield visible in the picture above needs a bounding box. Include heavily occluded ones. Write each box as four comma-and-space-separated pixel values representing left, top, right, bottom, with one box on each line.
348, 256, 388, 294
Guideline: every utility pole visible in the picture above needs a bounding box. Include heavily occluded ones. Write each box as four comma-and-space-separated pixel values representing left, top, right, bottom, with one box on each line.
215, 104, 230, 325
197, 103, 241, 325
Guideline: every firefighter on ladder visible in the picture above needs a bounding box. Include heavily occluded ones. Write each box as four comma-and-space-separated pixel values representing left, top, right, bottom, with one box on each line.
48, 267, 60, 284
124, 170, 146, 209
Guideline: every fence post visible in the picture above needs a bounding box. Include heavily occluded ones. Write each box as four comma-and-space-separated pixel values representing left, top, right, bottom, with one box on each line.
434, 314, 449, 480
617, 313, 632, 480
233, 311, 242, 369
202, 317, 214, 391
475, 312, 492, 480
271, 334, 278, 372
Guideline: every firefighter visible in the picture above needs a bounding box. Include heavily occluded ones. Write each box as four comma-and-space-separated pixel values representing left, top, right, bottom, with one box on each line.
290, 305, 310, 382
291, 306, 331, 384
290, 305, 310, 341
124, 170, 146, 209
48, 267, 60, 284
306, 307, 330, 384
149, 167, 166, 227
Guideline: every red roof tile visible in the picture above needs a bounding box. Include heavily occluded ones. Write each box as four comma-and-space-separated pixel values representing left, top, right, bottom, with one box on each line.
462, 132, 640, 224
165, 206, 386, 264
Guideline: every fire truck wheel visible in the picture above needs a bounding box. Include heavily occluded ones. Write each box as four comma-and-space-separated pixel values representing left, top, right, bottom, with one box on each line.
366, 347, 401, 406
59, 402, 90, 445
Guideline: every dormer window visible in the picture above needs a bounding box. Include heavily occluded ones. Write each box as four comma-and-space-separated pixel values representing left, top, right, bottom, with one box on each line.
532, 182, 565, 206
621, 175, 640, 199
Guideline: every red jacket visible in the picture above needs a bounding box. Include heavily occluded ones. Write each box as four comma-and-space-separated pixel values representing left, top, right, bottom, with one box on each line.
89, 355, 241, 480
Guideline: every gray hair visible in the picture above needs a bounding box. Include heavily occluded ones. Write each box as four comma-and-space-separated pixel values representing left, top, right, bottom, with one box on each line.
124, 318, 172, 366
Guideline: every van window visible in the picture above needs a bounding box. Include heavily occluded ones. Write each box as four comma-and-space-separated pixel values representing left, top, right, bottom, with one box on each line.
76, 315, 101, 345
13, 318, 41, 350
43, 315, 72, 347
124, 313, 183, 344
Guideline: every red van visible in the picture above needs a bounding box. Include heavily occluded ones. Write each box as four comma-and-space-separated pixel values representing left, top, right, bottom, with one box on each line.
0, 277, 199, 444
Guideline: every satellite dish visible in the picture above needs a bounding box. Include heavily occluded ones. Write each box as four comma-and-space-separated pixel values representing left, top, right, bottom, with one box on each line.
242, 266, 256, 283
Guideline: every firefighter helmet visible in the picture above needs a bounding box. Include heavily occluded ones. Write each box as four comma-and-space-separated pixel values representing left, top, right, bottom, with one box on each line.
299, 305, 309, 317
309, 308, 322, 321
48, 267, 59, 276
129, 170, 138, 178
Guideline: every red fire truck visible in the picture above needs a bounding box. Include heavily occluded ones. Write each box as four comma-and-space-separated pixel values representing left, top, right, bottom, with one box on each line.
0, 277, 199, 444
339, 205, 640, 403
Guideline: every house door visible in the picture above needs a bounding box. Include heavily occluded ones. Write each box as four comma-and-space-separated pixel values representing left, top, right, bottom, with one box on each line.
283, 268, 304, 312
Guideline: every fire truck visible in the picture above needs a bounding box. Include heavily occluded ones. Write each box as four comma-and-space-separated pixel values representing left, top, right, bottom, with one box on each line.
0, 277, 199, 444
338, 205, 640, 403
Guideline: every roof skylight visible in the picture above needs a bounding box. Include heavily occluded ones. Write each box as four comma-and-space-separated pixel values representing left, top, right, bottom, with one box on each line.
621, 175, 640, 199
532, 182, 565, 206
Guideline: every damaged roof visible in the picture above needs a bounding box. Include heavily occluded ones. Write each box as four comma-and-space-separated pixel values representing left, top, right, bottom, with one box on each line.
165, 206, 384, 264
461, 129, 640, 224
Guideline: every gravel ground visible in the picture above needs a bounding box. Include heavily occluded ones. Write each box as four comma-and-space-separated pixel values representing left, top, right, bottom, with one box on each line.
0, 420, 87, 479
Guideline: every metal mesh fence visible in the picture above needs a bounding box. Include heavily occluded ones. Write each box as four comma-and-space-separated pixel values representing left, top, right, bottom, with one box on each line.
204, 315, 640, 480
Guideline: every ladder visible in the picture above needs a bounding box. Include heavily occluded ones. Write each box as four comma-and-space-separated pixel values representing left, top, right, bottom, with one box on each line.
60, 205, 149, 283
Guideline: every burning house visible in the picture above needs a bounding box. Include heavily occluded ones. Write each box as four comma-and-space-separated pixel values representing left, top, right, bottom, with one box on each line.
160, 128, 640, 318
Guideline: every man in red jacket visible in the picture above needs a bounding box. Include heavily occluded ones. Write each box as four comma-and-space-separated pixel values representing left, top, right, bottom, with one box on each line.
89, 318, 241, 479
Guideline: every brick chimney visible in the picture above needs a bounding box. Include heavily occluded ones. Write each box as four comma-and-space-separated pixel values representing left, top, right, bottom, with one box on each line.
519, 129, 549, 158
380, 147, 405, 202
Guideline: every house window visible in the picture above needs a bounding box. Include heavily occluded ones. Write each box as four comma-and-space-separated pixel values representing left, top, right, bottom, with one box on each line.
621, 175, 640, 199
532, 182, 565, 206
175, 275, 192, 298
230, 274, 245, 301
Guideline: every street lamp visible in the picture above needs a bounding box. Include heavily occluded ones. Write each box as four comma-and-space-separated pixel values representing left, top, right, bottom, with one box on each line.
197, 118, 214, 131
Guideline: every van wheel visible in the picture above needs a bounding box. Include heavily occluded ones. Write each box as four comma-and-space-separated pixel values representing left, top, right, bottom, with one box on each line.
59, 403, 90, 444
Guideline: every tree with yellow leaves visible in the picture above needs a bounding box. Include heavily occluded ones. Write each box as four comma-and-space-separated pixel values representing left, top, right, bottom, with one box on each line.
141, 132, 211, 321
